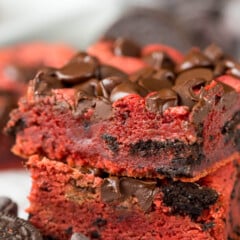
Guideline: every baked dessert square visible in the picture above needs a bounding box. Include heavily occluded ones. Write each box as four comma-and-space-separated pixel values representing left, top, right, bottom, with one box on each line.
5, 38, 240, 239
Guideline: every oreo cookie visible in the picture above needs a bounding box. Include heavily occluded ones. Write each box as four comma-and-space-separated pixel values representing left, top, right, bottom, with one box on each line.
0, 212, 42, 240
0, 196, 18, 216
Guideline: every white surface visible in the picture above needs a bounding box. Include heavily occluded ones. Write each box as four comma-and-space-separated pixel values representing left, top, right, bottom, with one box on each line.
0, 170, 31, 219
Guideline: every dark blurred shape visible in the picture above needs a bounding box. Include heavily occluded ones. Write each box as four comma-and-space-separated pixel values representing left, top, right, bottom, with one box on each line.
105, 2, 238, 57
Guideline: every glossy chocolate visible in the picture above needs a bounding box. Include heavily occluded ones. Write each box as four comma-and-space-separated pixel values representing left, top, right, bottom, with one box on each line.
113, 38, 141, 57
145, 89, 178, 113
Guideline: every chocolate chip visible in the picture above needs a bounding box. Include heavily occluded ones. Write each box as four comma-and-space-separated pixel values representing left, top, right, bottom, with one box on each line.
173, 68, 213, 108
0, 213, 43, 239
0, 197, 18, 216
138, 69, 175, 91
55, 52, 99, 84
176, 49, 212, 72
99, 65, 127, 79
71, 232, 90, 240
203, 44, 224, 62
110, 81, 148, 102
4, 64, 40, 83
74, 78, 102, 97
143, 51, 175, 70
114, 38, 141, 57
226, 63, 240, 78
32, 68, 64, 96
213, 58, 236, 77
101, 177, 121, 202
145, 89, 178, 113
100, 76, 127, 98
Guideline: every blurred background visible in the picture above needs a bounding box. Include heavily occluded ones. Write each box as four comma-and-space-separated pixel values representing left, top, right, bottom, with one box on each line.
0, 0, 239, 56
0, 0, 239, 219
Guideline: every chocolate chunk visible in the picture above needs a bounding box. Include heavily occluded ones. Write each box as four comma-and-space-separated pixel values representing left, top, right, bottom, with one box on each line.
0, 197, 18, 216
100, 76, 127, 98
120, 178, 157, 211
143, 51, 175, 70
176, 49, 212, 72
113, 38, 141, 57
101, 176, 157, 212
173, 68, 213, 108
145, 89, 178, 113
129, 67, 153, 83
102, 134, 119, 153
71, 232, 90, 240
213, 58, 236, 77
99, 65, 127, 79
227, 63, 240, 79
55, 52, 99, 84
203, 44, 224, 62
138, 69, 175, 91
101, 177, 121, 202
0, 213, 42, 239
4, 64, 40, 83
74, 78, 102, 97
110, 81, 148, 102
162, 181, 218, 219
33, 68, 64, 96
92, 98, 112, 120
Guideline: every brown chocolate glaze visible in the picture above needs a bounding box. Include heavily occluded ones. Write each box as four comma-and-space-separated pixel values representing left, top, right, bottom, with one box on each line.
31, 40, 240, 115
113, 38, 141, 57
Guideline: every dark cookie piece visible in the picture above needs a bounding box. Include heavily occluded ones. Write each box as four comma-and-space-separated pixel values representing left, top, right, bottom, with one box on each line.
145, 89, 178, 114
0, 213, 42, 239
113, 38, 141, 57
0, 197, 18, 216
162, 181, 218, 219
71, 232, 90, 240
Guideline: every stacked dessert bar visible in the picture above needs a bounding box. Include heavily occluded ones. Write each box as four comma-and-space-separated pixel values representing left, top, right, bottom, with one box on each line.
6, 39, 240, 239
0, 43, 74, 169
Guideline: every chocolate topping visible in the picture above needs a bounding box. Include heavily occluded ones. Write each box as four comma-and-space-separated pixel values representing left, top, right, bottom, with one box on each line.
99, 65, 127, 79
137, 68, 175, 91
173, 68, 212, 108
145, 89, 178, 113
100, 76, 127, 98
227, 63, 240, 78
0, 213, 42, 239
114, 38, 141, 57
55, 52, 99, 84
101, 177, 157, 211
143, 51, 175, 70
176, 49, 212, 72
33, 68, 64, 95
0, 197, 18, 216
110, 81, 148, 102
203, 44, 224, 62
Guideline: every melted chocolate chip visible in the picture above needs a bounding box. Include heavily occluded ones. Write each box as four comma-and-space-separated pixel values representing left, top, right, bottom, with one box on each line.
55, 52, 99, 84
114, 38, 141, 57
99, 65, 127, 79
173, 68, 213, 108
100, 76, 127, 98
143, 51, 175, 70
33, 68, 64, 96
176, 49, 212, 72
74, 78, 102, 97
138, 69, 175, 91
101, 177, 157, 211
213, 58, 236, 77
145, 88, 178, 113
0, 197, 18, 216
4, 64, 40, 83
71, 232, 90, 240
0, 213, 43, 239
203, 44, 224, 62
110, 81, 148, 102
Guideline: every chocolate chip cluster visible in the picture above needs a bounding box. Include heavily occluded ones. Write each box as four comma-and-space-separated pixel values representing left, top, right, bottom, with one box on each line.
32, 38, 239, 114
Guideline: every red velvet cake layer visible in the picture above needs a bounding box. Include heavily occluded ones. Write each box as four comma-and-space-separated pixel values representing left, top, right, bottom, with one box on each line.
27, 155, 239, 240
